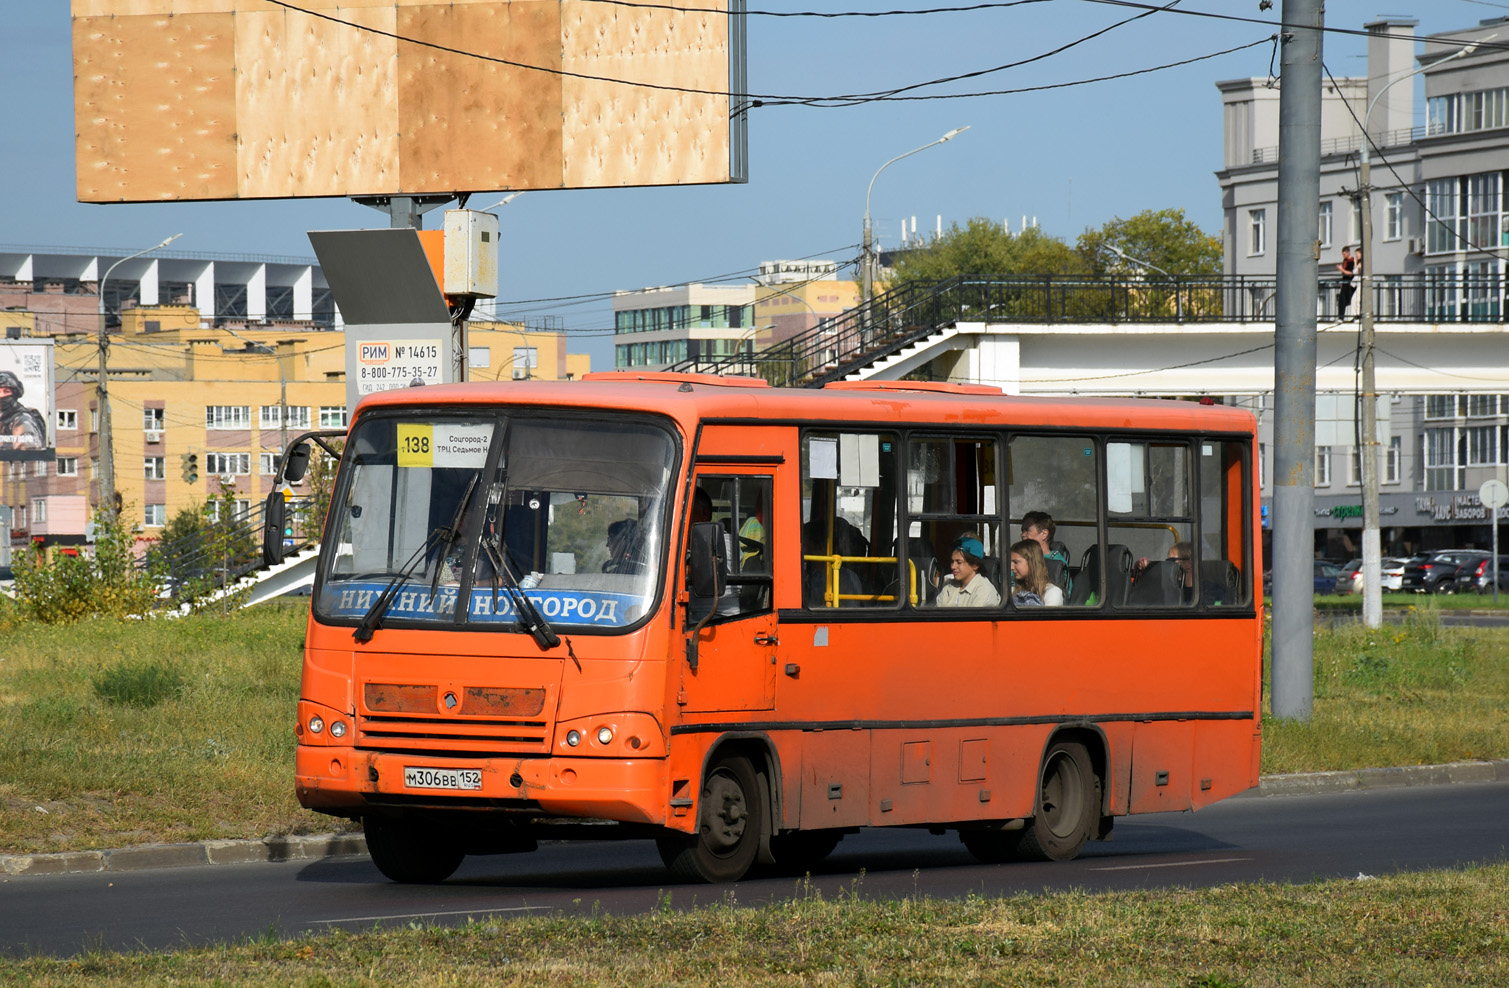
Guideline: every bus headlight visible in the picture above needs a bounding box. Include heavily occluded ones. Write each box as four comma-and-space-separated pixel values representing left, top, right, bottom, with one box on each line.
596, 726, 614, 745
308, 716, 325, 734
566, 730, 582, 747
329, 720, 347, 738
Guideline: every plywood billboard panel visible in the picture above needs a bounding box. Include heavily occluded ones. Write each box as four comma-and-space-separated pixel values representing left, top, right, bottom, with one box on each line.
72, 0, 743, 203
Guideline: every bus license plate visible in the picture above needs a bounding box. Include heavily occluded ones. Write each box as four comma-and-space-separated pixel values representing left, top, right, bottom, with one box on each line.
403, 766, 482, 791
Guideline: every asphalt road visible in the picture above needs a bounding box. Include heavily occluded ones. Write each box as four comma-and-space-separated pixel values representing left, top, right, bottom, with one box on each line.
3, 780, 1506, 958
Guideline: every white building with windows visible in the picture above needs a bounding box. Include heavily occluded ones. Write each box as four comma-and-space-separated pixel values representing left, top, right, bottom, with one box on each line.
1216, 16, 1509, 557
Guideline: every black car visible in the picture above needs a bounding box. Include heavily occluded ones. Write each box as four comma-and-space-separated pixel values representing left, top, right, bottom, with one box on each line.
1455, 554, 1509, 594
1401, 550, 1492, 593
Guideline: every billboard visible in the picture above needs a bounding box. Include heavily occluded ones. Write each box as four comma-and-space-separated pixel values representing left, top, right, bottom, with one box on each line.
72, 0, 748, 204
0, 341, 55, 462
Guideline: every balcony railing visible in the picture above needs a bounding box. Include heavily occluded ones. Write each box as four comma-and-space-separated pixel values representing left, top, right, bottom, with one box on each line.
666, 272, 1509, 388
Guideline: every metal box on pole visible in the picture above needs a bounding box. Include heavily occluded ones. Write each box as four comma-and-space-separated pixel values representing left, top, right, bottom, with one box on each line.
443, 210, 499, 299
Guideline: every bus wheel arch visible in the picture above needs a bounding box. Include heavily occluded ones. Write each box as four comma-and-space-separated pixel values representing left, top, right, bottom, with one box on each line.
658, 734, 780, 883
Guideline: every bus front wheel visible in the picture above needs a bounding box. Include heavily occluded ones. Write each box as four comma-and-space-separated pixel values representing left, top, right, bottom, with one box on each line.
656, 755, 763, 883
364, 815, 465, 884
1017, 740, 1099, 862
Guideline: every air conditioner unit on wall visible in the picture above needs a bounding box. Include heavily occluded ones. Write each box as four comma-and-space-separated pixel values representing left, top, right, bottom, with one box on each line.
145, 430, 162, 444
1406, 237, 1424, 256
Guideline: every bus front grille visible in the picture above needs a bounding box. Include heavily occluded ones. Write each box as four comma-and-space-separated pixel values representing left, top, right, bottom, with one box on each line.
356, 714, 551, 754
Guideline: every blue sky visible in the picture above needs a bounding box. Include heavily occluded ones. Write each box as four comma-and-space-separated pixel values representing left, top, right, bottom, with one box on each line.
0, 2, 1487, 368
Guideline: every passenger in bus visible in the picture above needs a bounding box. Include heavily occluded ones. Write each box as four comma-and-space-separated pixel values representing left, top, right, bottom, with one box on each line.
1021, 511, 1073, 597
936, 535, 1001, 607
1009, 539, 1064, 607
1131, 542, 1228, 605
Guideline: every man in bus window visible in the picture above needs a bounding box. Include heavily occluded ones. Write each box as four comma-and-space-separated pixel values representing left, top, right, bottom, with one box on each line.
1021, 511, 1072, 596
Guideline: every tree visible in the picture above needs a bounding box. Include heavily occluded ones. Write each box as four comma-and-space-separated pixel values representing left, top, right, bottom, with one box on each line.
1076, 208, 1222, 277
890, 219, 1089, 285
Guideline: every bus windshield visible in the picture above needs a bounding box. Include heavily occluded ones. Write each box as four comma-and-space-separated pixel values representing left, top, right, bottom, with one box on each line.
315, 410, 678, 634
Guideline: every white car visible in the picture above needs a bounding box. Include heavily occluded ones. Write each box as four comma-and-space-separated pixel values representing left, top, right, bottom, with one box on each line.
1345, 557, 1406, 593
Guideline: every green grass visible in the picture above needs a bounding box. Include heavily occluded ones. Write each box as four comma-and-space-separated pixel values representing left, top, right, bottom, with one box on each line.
3, 865, 1508, 985
0, 601, 1506, 855
1262, 612, 1509, 773
1311, 592, 1509, 610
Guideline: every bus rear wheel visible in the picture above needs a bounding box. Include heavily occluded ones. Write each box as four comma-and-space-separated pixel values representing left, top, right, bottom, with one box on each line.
364, 815, 465, 884
1017, 740, 1099, 862
656, 755, 763, 883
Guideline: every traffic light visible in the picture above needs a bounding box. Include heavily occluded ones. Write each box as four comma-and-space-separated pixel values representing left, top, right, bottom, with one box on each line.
181, 452, 199, 484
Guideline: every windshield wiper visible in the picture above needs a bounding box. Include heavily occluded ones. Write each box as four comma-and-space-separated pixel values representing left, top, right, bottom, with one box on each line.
483, 533, 561, 652
353, 528, 446, 643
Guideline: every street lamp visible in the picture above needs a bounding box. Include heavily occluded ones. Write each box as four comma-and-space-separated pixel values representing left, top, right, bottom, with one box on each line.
476, 192, 525, 212
862, 126, 970, 309
1103, 244, 1183, 320
1356, 36, 1488, 628
96, 233, 182, 517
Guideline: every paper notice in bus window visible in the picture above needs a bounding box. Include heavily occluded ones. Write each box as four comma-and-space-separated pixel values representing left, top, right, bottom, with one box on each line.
809, 437, 838, 480
1107, 442, 1135, 514
839, 433, 879, 488
396, 423, 490, 469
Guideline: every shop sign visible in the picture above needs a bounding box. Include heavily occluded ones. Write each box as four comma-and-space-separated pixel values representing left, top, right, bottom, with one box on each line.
1414, 495, 1509, 522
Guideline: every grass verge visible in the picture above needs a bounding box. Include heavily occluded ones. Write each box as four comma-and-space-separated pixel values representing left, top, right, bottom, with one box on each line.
4, 865, 1508, 985
1312, 592, 1509, 610
1261, 611, 1509, 774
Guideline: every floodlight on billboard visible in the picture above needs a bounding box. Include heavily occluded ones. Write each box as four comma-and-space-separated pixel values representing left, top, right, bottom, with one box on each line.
72, 0, 749, 204
0, 341, 55, 463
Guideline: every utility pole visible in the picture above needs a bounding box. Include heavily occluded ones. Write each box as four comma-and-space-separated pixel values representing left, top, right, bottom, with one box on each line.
95, 235, 182, 518
1271, 0, 1324, 722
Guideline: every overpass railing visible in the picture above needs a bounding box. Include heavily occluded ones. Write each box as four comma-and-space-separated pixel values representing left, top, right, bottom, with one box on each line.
667, 272, 1509, 388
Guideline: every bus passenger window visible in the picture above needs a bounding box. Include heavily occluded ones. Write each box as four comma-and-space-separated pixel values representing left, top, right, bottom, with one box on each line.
906, 436, 1002, 608
689, 475, 772, 621
1006, 435, 1100, 608
1108, 441, 1197, 608
1197, 440, 1252, 606
802, 432, 899, 609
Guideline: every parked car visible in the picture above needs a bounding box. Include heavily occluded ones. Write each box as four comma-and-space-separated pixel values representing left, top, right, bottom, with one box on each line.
1341, 557, 1409, 594
1401, 550, 1492, 593
1455, 554, 1509, 594
1314, 560, 1345, 594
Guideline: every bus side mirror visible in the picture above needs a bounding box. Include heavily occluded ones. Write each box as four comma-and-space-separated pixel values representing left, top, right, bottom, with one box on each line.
688, 522, 727, 599
282, 442, 312, 483
262, 491, 287, 567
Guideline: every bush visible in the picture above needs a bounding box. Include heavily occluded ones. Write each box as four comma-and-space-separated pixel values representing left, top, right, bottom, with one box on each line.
91, 660, 184, 707
10, 504, 159, 623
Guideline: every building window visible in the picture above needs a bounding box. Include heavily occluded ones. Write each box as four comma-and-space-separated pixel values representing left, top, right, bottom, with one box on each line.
1347, 447, 1362, 487
1467, 426, 1498, 465
205, 452, 251, 476
32, 498, 45, 525
1314, 445, 1331, 487
1248, 209, 1266, 255
1425, 395, 1458, 420
1468, 395, 1498, 417
511, 347, 538, 380
1349, 199, 1362, 245
1424, 428, 1458, 491
1386, 436, 1401, 484
1385, 193, 1403, 241
259, 405, 310, 430
33, 461, 46, 478
207, 500, 251, 523
57, 409, 77, 431
318, 406, 348, 428
90, 409, 98, 431
144, 457, 166, 480
1318, 201, 1333, 247
142, 408, 165, 431
205, 405, 251, 430
1468, 173, 1500, 250
57, 457, 78, 477
144, 504, 167, 528
1426, 178, 1459, 254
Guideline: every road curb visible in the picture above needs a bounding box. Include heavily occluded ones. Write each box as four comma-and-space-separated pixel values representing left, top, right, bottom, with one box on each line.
4, 760, 1507, 878
1256, 758, 1509, 796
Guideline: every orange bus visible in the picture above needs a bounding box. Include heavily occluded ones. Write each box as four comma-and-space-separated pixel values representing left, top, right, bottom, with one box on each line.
271, 373, 1262, 884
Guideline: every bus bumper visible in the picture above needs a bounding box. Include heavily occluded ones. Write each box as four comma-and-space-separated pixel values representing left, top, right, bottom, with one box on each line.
296, 745, 670, 825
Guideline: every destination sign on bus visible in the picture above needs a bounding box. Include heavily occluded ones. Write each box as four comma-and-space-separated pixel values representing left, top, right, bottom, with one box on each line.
396, 423, 491, 468
325, 582, 643, 627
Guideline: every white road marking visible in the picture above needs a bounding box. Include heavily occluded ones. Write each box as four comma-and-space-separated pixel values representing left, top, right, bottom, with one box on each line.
318, 905, 551, 924
1089, 856, 1252, 871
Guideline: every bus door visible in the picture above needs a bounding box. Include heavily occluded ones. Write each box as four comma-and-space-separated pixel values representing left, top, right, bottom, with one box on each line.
680, 471, 778, 713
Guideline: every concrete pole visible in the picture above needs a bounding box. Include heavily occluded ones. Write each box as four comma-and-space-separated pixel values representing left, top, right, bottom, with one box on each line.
1271, 0, 1324, 722
1358, 161, 1382, 629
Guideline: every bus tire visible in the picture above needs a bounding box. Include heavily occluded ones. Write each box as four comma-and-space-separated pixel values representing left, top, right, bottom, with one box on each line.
1016, 740, 1099, 862
364, 815, 465, 884
766, 829, 843, 873
656, 755, 763, 883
